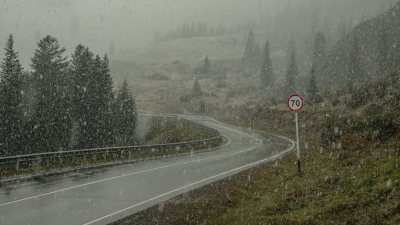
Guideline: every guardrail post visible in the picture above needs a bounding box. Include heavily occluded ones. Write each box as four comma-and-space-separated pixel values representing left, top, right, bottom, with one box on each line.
84, 155, 87, 164
129, 150, 132, 159
31, 159, 35, 171
72, 155, 75, 164
16, 158, 20, 172
59, 156, 63, 169
34, 156, 41, 173
93, 154, 96, 163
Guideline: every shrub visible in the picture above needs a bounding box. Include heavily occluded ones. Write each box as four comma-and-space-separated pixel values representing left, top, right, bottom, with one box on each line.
148, 72, 169, 80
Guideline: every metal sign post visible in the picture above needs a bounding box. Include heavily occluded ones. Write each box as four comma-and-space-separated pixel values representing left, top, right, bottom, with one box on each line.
287, 95, 304, 173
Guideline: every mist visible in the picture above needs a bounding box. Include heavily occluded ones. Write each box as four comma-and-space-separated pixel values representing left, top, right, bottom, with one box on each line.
0, 0, 286, 69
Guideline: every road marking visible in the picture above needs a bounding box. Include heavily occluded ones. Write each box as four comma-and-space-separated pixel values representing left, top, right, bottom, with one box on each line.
0, 130, 257, 208
83, 138, 296, 225
0, 117, 295, 225
0, 135, 233, 184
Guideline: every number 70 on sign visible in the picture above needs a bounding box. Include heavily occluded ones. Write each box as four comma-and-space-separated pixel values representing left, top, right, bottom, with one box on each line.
287, 94, 303, 173
287, 95, 303, 111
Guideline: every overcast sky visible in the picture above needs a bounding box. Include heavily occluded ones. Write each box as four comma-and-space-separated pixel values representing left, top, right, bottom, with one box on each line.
0, 0, 287, 69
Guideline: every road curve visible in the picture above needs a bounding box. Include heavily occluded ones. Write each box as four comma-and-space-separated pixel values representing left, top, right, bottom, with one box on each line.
0, 115, 295, 225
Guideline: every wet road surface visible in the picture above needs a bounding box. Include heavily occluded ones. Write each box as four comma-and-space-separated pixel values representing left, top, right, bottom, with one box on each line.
0, 115, 294, 225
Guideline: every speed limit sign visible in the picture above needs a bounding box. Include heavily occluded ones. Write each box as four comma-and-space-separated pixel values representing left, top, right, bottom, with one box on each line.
287, 95, 303, 111
287, 95, 303, 173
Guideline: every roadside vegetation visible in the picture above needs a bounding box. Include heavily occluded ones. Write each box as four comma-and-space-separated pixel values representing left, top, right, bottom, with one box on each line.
144, 116, 214, 145
0, 116, 221, 178
113, 72, 400, 224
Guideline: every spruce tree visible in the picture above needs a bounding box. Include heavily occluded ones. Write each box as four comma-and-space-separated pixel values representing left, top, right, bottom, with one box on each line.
114, 79, 137, 145
0, 34, 24, 155
255, 43, 261, 66
390, 39, 400, 70
260, 41, 273, 89
70, 45, 94, 149
30, 35, 70, 152
192, 78, 202, 97
378, 26, 390, 75
202, 55, 211, 76
70, 46, 116, 149
348, 35, 362, 80
313, 30, 326, 61
98, 54, 115, 147
243, 29, 258, 71
307, 63, 322, 102
199, 100, 206, 113
284, 50, 298, 98
88, 54, 115, 147
86, 55, 105, 148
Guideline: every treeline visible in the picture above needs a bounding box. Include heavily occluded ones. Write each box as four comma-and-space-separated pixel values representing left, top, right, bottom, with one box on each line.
244, 28, 326, 101
0, 35, 137, 157
153, 19, 259, 44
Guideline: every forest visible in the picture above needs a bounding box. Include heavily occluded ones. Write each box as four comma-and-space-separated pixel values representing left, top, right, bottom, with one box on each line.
0, 35, 137, 156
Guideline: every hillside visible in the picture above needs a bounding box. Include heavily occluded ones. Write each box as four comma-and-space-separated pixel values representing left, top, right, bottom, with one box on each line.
315, 2, 400, 88
111, 34, 246, 65
113, 71, 400, 225
107, 31, 287, 113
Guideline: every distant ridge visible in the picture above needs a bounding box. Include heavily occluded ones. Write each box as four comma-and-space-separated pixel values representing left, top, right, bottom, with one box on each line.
315, 2, 400, 88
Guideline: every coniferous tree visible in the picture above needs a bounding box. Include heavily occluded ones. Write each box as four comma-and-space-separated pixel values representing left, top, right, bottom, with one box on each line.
286, 34, 296, 61
202, 55, 211, 76
243, 29, 258, 72
190, 22, 196, 37
348, 35, 362, 80
313, 30, 326, 61
98, 54, 115, 147
199, 100, 206, 113
0, 34, 24, 155
70, 45, 94, 149
255, 43, 261, 65
307, 63, 322, 102
70, 46, 116, 149
114, 79, 136, 145
390, 39, 400, 70
378, 26, 390, 75
86, 55, 110, 148
30, 35, 70, 152
260, 41, 273, 89
284, 49, 298, 98
192, 78, 202, 97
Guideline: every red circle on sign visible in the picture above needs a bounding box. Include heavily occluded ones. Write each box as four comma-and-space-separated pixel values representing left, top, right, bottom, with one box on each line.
287, 95, 303, 112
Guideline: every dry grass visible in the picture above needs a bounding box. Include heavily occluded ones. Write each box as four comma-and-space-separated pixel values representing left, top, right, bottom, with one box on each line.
111, 74, 400, 224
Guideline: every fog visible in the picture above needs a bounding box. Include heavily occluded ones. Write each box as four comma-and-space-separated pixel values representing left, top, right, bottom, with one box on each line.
0, 0, 287, 68
3, 1, 400, 224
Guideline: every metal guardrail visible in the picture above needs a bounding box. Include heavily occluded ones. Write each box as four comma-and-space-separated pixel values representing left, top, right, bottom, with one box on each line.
0, 114, 222, 176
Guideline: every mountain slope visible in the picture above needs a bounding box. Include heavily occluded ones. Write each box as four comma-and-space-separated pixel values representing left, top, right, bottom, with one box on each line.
316, 3, 400, 88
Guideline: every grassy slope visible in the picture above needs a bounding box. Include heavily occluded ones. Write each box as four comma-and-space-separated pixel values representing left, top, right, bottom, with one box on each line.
147, 122, 213, 145
112, 74, 400, 225
107, 31, 290, 114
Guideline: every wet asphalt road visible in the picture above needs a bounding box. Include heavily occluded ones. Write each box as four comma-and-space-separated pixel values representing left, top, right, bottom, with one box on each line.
0, 115, 294, 225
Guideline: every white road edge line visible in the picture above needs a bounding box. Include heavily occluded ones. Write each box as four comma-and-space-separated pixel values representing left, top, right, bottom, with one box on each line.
83, 137, 296, 225
0, 134, 243, 207
0, 134, 232, 183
